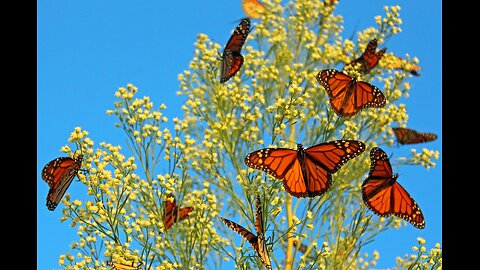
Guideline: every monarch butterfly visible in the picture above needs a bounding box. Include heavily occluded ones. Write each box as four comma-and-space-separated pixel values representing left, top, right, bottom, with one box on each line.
392, 127, 437, 145
324, 0, 339, 6
316, 69, 386, 117
220, 195, 271, 269
41, 154, 84, 211
344, 39, 386, 74
107, 260, 143, 270
163, 193, 193, 230
245, 140, 365, 198
220, 18, 252, 83
388, 55, 421, 76
242, 0, 265, 19
362, 147, 425, 229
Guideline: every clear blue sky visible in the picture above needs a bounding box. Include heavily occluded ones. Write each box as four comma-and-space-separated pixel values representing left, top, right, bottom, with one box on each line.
38, 0, 441, 269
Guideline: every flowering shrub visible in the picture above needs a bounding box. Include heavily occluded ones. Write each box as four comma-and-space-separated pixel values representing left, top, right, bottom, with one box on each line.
54, 1, 440, 269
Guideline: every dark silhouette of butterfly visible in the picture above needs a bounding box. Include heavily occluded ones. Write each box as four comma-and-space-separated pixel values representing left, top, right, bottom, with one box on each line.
220, 18, 252, 83
220, 195, 271, 269
292, 240, 309, 254
163, 194, 193, 230
316, 69, 386, 117
107, 260, 143, 270
392, 127, 437, 145
41, 154, 84, 211
362, 147, 425, 229
245, 140, 365, 197
344, 39, 386, 74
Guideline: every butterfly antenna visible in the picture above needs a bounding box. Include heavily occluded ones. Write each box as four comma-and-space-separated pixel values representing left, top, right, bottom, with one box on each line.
349, 19, 360, 41
229, 17, 250, 25
380, 35, 393, 48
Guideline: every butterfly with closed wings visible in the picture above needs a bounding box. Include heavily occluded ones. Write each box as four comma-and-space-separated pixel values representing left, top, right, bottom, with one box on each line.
220, 195, 271, 269
220, 18, 252, 83
41, 154, 84, 211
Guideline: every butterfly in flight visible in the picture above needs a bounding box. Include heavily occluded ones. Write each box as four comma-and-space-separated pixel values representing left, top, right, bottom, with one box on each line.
242, 0, 265, 19
220, 195, 271, 269
107, 260, 143, 270
344, 39, 386, 74
220, 18, 252, 83
245, 140, 365, 198
324, 0, 339, 6
163, 193, 193, 230
362, 147, 425, 229
388, 55, 421, 76
41, 154, 84, 211
316, 69, 386, 117
392, 127, 437, 145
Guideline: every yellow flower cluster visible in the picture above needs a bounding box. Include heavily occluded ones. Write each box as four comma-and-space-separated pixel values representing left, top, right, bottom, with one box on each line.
395, 239, 442, 269
407, 148, 440, 169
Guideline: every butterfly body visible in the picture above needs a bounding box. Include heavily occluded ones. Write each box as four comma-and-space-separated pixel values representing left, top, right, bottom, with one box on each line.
245, 140, 365, 198
362, 147, 425, 229
41, 155, 83, 211
220, 18, 251, 83
317, 69, 386, 117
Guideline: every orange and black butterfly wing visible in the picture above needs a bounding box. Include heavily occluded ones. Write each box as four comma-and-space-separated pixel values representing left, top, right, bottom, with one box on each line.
303, 140, 366, 197
107, 261, 143, 270
317, 69, 386, 117
359, 39, 386, 72
41, 155, 83, 211
254, 196, 272, 269
317, 69, 352, 116
220, 217, 258, 246
242, 0, 265, 19
220, 49, 245, 83
221, 216, 273, 269
346, 39, 386, 74
176, 206, 193, 222
362, 147, 425, 229
361, 147, 395, 214
245, 141, 365, 198
409, 70, 420, 76
224, 18, 251, 54
392, 127, 437, 145
163, 194, 193, 230
254, 196, 263, 235
220, 18, 251, 83
353, 80, 386, 112
391, 56, 421, 76
245, 147, 305, 196
163, 194, 177, 230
